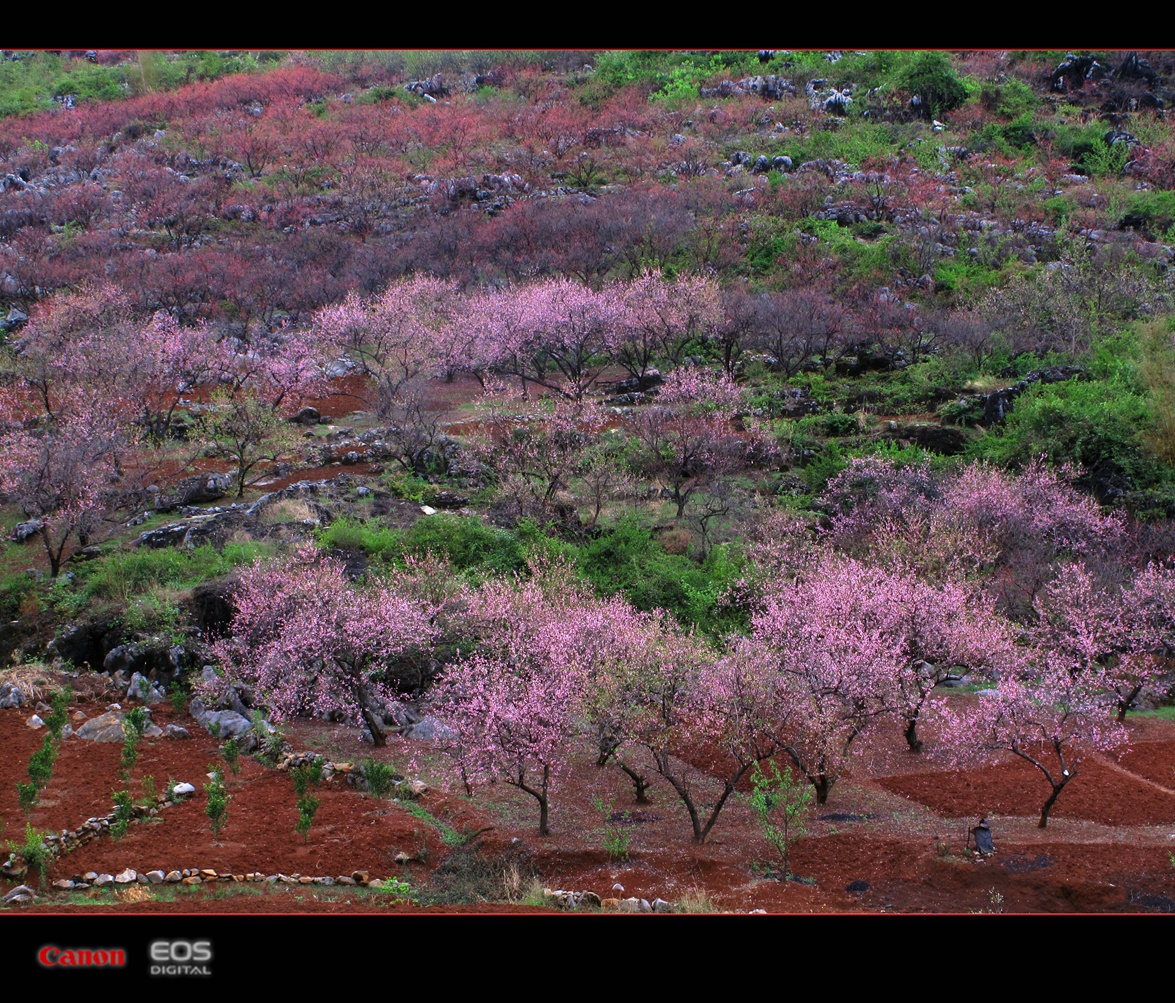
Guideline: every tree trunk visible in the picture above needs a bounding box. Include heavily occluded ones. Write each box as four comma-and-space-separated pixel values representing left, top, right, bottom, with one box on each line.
619, 762, 651, 804
514, 765, 551, 836
1038, 776, 1072, 828
904, 717, 924, 753
360, 706, 386, 748
1117, 685, 1143, 724
813, 776, 832, 805
1039, 785, 1062, 828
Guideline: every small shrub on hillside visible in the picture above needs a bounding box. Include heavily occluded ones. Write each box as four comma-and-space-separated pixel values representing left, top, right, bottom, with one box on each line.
897, 51, 968, 118
361, 757, 397, 798
291, 759, 325, 795
748, 761, 812, 878
16, 781, 38, 816
295, 791, 320, 843
222, 737, 241, 776
8, 823, 54, 886
205, 765, 229, 840
110, 789, 134, 841
26, 735, 56, 789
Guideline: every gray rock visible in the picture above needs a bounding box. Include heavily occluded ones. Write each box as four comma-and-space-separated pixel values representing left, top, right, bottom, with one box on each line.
3, 884, 36, 903
75, 712, 128, 742
165, 724, 191, 739
127, 671, 165, 705
25, 714, 44, 729
402, 715, 455, 741
10, 519, 43, 542
289, 406, 321, 426
0, 682, 25, 709
93, 874, 114, 887
114, 868, 137, 884
652, 897, 674, 913
199, 709, 253, 739
145, 870, 166, 884
171, 782, 196, 797
165, 871, 182, 882
152, 471, 236, 512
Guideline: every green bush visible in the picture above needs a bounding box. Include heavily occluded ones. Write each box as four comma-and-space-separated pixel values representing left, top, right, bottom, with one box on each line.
26, 734, 57, 790
748, 761, 812, 878
8, 823, 54, 886
291, 759, 324, 795
560, 516, 747, 636
822, 413, 859, 437
16, 781, 38, 816
78, 541, 272, 604
295, 792, 320, 843
896, 52, 968, 118
43, 686, 72, 741
1120, 190, 1175, 241
205, 765, 229, 840
317, 517, 401, 557
970, 377, 1166, 487
394, 514, 529, 578
361, 757, 397, 798
222, 737, 241, 776
110, 789, 134, 841
0, 572, 35, 620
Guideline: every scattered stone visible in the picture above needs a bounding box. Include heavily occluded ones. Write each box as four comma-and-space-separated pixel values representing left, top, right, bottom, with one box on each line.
9, 519, 44, 543
164, 724, 191, 739
171, 782, 196, 797
181, 875, 202, 885
0, 682, 26, 709
94, 874, 114, 887
145, 870, 165, 884
845, 880, 871, 893
75, 712, 128, 742
3, 884, 36, 903
164, 871, 182, 883
25, 714, 44, 729
114, 868, 137, 884
352, 870, 370, 885
651, 897, 673, 913
394, 852, 411, 864
337, 875, 357, 885
72, 710, 87, 721
602, 897, 620, 909
289, 406, 321, 426
51, 879, 76, 890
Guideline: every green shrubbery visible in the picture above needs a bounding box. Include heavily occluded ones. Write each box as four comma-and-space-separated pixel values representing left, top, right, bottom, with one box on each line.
896, 51, 968, 118
556, 516, 747, 637
76, 541, 272, 604
970, 376, 1167, 490
319, 513, 528, 579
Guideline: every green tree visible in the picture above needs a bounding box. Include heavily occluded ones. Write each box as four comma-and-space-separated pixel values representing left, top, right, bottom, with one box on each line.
898, 52, 968, 118
748, 761, 812, 877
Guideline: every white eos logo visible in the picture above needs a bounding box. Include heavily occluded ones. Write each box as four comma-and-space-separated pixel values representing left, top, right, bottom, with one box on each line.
149, 940, 212, 977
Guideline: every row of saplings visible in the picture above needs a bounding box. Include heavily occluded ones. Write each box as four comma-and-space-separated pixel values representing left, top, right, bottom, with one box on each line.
2, 683, 417, 888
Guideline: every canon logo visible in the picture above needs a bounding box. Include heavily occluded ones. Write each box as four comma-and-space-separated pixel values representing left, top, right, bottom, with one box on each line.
149, 939, 213, 977
38, 945, 126, 968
